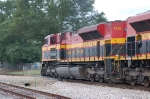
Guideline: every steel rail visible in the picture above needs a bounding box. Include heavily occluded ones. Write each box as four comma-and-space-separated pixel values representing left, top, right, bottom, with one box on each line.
0, 87, 36, 99
0, 82, 70, 99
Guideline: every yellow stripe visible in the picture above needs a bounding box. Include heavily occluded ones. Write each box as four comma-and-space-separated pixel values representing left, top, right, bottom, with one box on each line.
111, 38, 126, 43
119, 54, 150, 60
42, 45, 61, 51
128, 32, 150, 41
66, 39, 105, 49
105, 38, 126, 44
136, 32, 150, 40
42, 38, 126, 51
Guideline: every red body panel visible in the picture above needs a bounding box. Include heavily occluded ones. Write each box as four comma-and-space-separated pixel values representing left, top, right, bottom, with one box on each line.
70, 34, 83, 44
78, 21, 126, 41
62, 34, 83, 45
97, 24, 105, 37
61, 32, 83, 44
104, 23, 112, 39
61, 32, 71, 44
126, 11, 150, 36
78, 24, 105, 39
78, 24, 98, 33
128, 11, 150, 23
126, 21, 136, 37
111, 22, 126, 38
103, 21, 126, 39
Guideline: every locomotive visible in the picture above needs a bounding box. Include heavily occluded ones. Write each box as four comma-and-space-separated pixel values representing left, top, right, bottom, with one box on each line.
41, 11, 150, 87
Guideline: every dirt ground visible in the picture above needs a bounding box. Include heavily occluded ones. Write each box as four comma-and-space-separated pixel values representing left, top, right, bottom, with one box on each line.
0, 68, 40, 76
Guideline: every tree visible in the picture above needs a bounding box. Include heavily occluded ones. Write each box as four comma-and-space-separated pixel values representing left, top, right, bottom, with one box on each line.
44, 0, 107, 31
0, 0, 107, 65
0, 0, 17, 63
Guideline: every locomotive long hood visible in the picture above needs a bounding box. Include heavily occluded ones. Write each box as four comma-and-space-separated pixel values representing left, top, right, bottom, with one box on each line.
78, 24, 105, 41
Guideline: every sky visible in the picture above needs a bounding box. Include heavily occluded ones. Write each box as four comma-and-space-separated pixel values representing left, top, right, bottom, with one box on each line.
94, 0, 150, 21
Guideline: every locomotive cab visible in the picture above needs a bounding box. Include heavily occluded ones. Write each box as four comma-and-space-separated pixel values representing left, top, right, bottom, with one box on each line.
42, 34, 58, 61
41, 33, 62, 76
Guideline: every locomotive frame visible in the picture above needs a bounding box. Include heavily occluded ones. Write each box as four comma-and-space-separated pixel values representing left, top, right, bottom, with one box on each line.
41, 11, 150, 87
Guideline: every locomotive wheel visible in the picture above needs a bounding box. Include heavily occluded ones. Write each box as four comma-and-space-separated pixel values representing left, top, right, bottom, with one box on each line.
85, 70, 90, 79
143, 80, 149, 87
90, 77, 94, 82
108, 80, 112, 83
41, 70, 45, 76
137, 74, 144, 83
49, 72, 52, 78
130, 80, 136, 86
52, 73, 56, 78
126, 75, 131, 81
49, 74, 52, 78
98, 77, 104, 83
58, 76, 63, 81
50, 72, 52, 77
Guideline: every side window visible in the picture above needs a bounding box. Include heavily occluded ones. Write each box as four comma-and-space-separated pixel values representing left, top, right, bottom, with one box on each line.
45, 39, 48, 44
137, 34, 142, 47
51, 37, 55, 44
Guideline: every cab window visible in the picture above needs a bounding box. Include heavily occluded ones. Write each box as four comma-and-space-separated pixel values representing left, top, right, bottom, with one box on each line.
51, 37, 56, 44
45, 39, 48, 44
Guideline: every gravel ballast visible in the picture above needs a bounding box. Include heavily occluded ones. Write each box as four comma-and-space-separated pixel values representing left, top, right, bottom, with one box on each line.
0, 75, 150, 99
0, 90, 20, 99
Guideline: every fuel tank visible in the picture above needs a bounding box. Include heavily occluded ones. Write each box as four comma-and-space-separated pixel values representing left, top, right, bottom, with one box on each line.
55, 65, 72, 78
56, 65, 86, 79
69, 66, 86, 79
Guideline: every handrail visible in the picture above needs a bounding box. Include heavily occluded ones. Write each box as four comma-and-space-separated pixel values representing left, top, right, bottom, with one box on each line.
108, 44, 119, 56
116, 44, 125, 56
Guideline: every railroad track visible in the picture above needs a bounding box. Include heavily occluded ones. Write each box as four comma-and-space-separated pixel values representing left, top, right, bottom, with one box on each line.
0, 82, 70, 99
66, 79, 150, 92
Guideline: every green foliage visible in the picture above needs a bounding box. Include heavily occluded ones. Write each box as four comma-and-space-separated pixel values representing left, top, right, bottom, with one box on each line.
0, 0, 107, 64
9, 70, 41, 76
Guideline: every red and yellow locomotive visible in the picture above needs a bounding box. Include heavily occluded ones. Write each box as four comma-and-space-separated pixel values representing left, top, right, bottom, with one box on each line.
41, 11, 150, 87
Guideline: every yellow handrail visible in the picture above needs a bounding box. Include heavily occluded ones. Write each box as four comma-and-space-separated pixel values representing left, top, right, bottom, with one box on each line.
108, 44, 119, 56
116, 44, 125, 56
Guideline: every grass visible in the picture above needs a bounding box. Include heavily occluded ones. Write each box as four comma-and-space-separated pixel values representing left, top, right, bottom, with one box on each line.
9, 69, 41, 76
